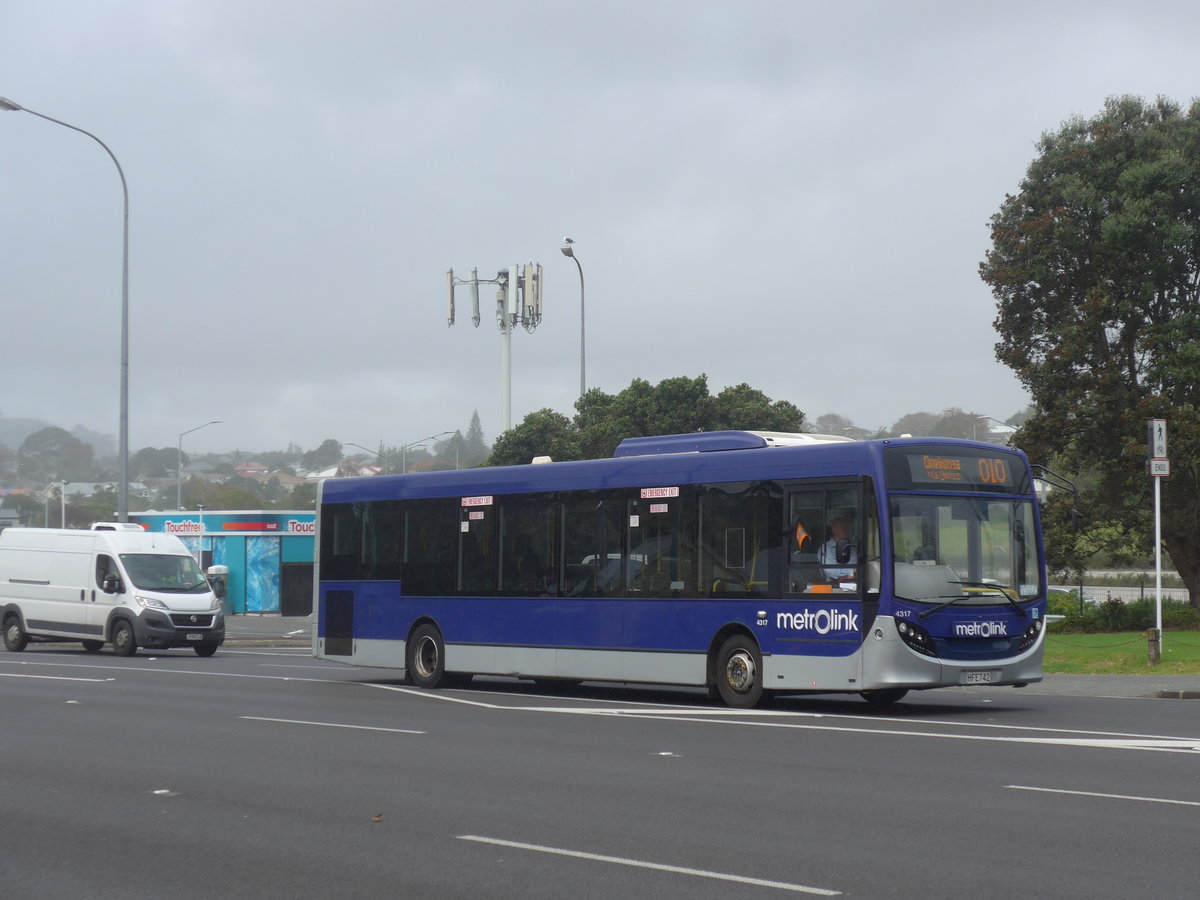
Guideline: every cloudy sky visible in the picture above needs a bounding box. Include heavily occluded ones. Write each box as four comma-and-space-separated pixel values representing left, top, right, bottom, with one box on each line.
2, 1, 1197, 456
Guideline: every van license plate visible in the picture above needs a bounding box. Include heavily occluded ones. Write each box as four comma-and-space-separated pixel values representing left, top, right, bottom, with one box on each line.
961, 670, 996, 684
186, 633, 203, 641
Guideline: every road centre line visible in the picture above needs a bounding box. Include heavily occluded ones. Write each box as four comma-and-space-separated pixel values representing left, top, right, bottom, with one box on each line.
368, 684, 1200, 753
0, 658, 344, 684
457, 835, 839, 896
1006, 785, 1200, 807
240, 716, 425, 735
0, 671, 110, 683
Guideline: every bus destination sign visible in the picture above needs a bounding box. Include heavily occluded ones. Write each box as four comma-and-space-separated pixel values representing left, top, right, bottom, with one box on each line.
885, 447, 1025, 492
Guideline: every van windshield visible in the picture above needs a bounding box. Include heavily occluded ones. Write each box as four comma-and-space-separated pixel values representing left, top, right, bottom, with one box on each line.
120, 554, 209, 593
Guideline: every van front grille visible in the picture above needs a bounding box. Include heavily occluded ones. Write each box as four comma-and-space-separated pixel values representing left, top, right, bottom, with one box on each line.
169, 613, 216, 628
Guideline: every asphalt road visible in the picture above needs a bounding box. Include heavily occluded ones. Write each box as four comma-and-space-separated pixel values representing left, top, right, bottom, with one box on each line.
2, 639, 1198, 899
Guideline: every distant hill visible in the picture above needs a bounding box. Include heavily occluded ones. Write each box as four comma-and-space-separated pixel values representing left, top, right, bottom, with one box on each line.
0, 416, 115, 457
0, 416, 53, 450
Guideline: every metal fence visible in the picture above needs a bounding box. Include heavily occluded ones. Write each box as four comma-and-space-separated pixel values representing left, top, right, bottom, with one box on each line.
1050, 584, 1191, 604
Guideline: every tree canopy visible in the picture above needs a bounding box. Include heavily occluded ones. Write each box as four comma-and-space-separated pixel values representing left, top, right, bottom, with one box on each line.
980, 94, 1200, 608
490, 375, 805, 466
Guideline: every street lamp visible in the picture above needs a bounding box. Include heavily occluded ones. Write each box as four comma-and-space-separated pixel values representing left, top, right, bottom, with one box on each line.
974, 414, 1010, 442
178, 420, 221, 509
59, 480, 70, 528
399, 432, 454, 474
345, 442, 396, 476
1, 96, 132, 520
560, 237, 586, 398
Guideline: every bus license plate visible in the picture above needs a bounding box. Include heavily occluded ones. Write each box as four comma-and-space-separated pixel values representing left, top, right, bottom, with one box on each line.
961, 670, 997, 685
186, 633, 203, 641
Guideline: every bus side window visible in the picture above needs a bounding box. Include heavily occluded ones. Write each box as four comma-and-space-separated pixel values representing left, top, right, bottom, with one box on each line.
787, 486, 862, 594
402, 499, 458, 596
499, 494, 559, 596
561, 491, 623, 597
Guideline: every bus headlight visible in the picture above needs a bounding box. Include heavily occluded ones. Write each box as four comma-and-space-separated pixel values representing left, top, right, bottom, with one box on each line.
1017, 618, 1043, 652
897, 619, 938, 658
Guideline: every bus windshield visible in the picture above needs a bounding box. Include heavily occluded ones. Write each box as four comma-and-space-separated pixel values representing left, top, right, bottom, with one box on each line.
120, 553, 209, 593
889, 495, 1039, 602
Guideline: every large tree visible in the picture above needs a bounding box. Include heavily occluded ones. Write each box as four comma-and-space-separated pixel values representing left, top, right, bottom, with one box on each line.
981, 95, 1200, 610
17, 426, 94, 483
490, 375, 805, 466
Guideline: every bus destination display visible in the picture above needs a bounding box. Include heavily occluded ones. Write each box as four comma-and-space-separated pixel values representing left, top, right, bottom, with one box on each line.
886, 447, 1024, 492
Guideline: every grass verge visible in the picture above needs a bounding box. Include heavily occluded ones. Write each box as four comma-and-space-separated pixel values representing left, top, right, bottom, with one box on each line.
1043, 630, 1200, 675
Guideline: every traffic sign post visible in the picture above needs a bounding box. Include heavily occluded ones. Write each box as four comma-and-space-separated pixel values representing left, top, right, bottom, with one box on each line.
1146, 419, 1168, 664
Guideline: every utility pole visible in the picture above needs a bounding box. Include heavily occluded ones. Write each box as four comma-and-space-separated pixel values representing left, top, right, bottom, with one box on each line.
447, 264, 543, 433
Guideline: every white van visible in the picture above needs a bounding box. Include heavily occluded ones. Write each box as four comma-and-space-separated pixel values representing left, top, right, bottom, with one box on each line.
0, 526, 225, 657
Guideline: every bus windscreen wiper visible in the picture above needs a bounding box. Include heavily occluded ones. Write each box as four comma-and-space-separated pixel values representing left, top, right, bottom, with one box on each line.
954, 580, 1027, 617
917, 595, 973, 618
917, 583, 1027, 619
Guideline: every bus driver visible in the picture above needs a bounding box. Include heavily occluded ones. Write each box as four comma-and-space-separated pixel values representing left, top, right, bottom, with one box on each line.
819, 517, 857, 582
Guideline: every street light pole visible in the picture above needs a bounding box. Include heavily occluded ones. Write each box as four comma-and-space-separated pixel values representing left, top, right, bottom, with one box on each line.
560, 238, 585, 398
178, 420, 221, 509
345, 442, 395, 476
1, 96, 132, 519
400, 432, 455, 474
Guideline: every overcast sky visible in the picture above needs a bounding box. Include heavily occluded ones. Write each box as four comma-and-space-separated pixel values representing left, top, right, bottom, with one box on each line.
2, 1, 1198, 455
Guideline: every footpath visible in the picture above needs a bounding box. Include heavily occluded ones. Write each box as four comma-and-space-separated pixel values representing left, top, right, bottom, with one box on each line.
224, 615, 1200, 700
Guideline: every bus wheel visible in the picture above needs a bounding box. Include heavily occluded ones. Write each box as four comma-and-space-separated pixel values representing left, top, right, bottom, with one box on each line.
407, 624, 445, 689
3, 615, 28, 652
81, 640, 104, 653
860, 688, 908, 707
715, 634, 763, 708
111, 620, 138, 657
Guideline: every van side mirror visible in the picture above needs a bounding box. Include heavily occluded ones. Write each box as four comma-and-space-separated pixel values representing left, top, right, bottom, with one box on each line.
102, 574, 122, 594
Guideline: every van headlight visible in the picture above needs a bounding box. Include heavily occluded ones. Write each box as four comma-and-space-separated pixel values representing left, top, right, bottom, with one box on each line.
135, 595, 169, 610
209, 596, 221, 611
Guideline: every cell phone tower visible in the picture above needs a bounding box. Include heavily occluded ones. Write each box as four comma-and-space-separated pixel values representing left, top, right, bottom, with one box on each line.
446, 264, 543, 433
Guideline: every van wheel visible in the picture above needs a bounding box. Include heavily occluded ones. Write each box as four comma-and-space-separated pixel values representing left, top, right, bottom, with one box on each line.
714, 634, 764, 708
3, 615, 28, 652
406, 624, 445, 688
194, 643, 219, 657
82, 640, 104, 653
111, 620, 137, 657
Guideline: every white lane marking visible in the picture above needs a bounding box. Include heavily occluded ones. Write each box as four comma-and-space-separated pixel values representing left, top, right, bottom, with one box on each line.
1006, 785, 1200, 807
240, 716, 425, 735
457, 835, 839, 896
369, 684, 1200, 754
0, 672, 110, 683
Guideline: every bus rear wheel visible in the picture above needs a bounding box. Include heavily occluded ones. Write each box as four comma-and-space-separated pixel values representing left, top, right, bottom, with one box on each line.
407, 624, 445, 689
714, 634, 764, 708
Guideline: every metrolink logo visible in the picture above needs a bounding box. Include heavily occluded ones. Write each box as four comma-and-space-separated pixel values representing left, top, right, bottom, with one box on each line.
776, 609, 860, 634
954, 621, 1008, 637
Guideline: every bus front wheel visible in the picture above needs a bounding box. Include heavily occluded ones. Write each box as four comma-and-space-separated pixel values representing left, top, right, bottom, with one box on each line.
407, 624, 445, 689
714, 634, 763, 708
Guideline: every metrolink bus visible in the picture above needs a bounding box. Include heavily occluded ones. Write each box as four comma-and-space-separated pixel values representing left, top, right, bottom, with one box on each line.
314, 431, 1047, 707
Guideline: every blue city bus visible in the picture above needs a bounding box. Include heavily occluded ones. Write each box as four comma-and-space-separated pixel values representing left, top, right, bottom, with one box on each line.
315, 431, 1047, 707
